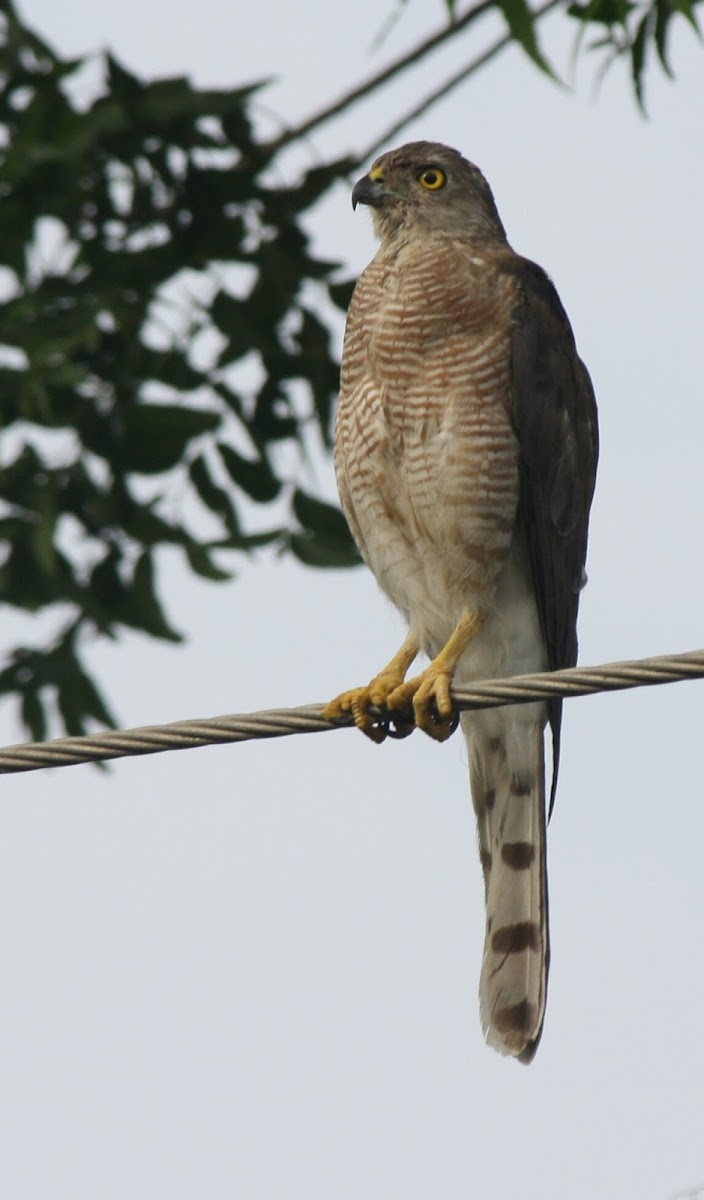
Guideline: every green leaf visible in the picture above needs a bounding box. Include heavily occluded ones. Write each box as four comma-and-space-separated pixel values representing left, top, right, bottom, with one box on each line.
212, 529, 283, 551
88, 547, 182, 641
290, 489, 362, 569
122, 403, 222, 474
106, 52, 143, 100
293, 489, 351, 540
189, 453, 241, 536
496, 0, 557, 76
252, 380, 300, 444
0, 534, 76, 612
211, 289, 261, 363
28, 491, 58, 576
567, 0, 635, 27
54, 653, 90, 736
184, 543, 232, 581
274, 158, 355, 215
653, 0, 675, 74
288, 531, 362, 570
327, 279, 356, 312
217, 441, 281, 502
123, 551, 183, 642
121, 504, 185, 548
21, 688, 48, 743
88, 550, 123, 619
296, 308, 339, 448
72, 663, 118, 728
54, 648, 100, 737
630, 9, 652, 110
672, 0, 703, 35
140, 348, 206, 392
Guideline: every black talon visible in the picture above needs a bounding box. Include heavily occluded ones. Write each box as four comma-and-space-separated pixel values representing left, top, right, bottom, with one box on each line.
386, 709, 416, 739
366, 717, 389, 744
427, 700, 459, 738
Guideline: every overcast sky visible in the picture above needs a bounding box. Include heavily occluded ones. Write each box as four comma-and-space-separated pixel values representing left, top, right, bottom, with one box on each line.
2, 2, 704, 1198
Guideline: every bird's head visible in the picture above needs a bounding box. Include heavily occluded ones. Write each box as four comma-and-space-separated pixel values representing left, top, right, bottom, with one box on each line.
352, 141, 507, 245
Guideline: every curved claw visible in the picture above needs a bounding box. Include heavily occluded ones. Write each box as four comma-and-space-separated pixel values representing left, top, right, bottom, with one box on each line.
324, 688, 389, 743
420, 702, 459, 743
325, 635, 421, 744
384, 707, 417, 740
388, 666, 459, 743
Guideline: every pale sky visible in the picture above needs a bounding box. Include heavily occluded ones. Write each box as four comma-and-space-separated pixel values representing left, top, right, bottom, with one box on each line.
2, 2, 704, 1198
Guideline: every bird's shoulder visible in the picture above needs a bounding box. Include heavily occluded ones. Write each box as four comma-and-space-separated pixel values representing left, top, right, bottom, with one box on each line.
495, 251, 599, 483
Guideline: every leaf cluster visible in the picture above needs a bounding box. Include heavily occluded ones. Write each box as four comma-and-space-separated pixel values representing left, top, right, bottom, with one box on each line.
0, 0, 359, 738
565, 0, 702, 107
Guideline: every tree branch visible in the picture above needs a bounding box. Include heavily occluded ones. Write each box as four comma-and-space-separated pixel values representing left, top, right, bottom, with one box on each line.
355, 0, 562, 166
263, 0, 497, 155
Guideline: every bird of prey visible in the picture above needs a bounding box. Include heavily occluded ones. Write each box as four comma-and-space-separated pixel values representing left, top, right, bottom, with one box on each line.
325, 141, 598, 1062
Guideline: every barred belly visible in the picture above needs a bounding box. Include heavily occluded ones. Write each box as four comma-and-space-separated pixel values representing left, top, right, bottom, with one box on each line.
335, 240, 521, 660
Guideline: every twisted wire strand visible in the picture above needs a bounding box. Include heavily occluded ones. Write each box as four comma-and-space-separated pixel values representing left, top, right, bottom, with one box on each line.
1, 648, 703, 776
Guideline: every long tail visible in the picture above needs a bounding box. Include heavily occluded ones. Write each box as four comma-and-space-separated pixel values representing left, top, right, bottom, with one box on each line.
463, 712, 549, 1063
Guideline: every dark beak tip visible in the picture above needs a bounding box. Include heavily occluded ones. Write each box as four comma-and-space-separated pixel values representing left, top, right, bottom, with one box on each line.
351, 175, 384, 211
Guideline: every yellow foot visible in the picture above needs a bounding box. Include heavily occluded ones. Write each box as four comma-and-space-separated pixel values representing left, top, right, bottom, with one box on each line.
387, 663, 457, 742
325, 612, 483, 745
324, 632, 420, 743
388, 610, 485, 743
323, 682, 402, 743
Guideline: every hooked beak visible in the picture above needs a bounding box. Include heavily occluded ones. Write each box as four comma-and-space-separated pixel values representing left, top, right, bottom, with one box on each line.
351, 170, 387, 210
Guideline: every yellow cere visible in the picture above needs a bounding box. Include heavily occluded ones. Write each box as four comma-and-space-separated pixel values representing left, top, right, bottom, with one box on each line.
369, 167, 385, 182
418, 167, 446, 190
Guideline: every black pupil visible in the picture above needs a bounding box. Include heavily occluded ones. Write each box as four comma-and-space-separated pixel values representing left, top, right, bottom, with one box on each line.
424, 171, 438, 185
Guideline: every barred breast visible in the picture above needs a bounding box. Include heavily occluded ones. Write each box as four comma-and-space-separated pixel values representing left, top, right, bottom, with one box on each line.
335, 234, 521, 661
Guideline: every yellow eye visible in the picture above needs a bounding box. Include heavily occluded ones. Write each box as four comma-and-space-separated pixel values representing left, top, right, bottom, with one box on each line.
418, 167, 446, 191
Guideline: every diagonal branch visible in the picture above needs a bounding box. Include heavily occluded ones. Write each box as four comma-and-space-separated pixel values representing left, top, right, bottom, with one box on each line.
263, 0, 497, 155
355, 0, 562, 166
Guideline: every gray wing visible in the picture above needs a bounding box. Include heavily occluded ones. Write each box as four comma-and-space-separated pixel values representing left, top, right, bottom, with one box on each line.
504, 256, 599, 811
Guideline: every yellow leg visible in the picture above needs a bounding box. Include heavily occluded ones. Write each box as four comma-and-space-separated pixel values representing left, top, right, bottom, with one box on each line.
387, 611, 485, 742
324, 629, 420, 743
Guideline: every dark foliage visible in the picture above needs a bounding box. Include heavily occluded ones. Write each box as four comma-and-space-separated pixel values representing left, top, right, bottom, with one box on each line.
0, 1, 359, 737
565, 0, 702, 109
